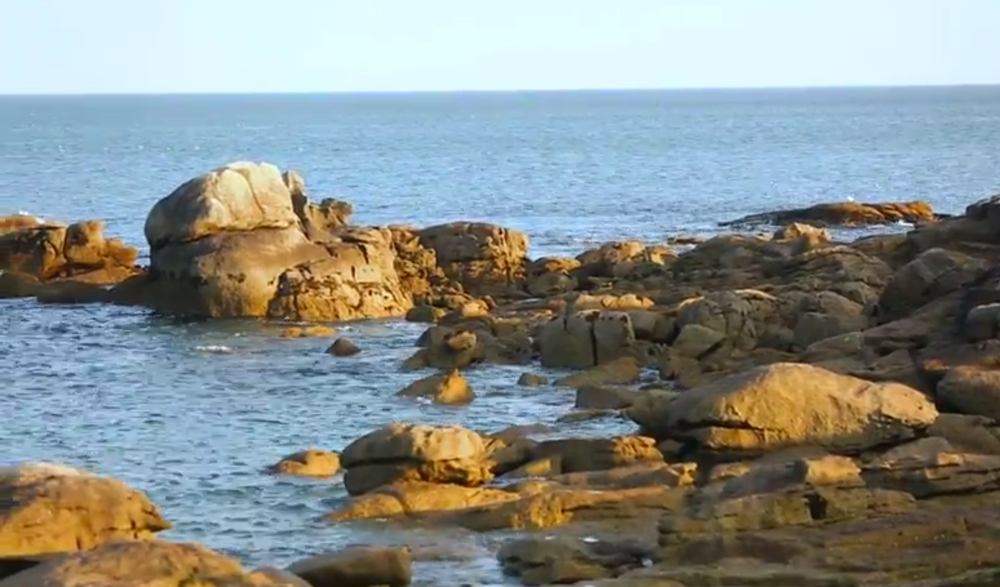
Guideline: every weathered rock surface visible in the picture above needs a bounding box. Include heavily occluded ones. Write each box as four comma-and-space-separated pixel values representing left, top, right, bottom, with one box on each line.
0, 217, 139, 298
646, 443, 1000, 587
517, 372, 548, 387
875, 247, 986, 323
137, 162, 412, 320
418, 222, 529, 297
936, 366, 1000, 420
629, 363, 938, 455
404, 319, 533, 369
0, 540, 292, 587
325, 337, 360, 356
539, 310, 638, 369
340, 424, 491, 495
0, 463, 171, 557
575, 384, 641, 410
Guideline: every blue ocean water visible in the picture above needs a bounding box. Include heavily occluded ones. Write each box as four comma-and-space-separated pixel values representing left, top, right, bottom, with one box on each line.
2, 87, 1000, 583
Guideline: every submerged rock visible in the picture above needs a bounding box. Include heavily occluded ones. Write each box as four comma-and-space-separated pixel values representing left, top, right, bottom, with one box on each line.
326, 337, 361, 356
397, 369, 474, 404
267, 449, 341, 478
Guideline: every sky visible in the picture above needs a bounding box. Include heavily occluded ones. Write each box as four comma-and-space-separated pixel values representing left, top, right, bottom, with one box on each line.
0, 0, 997, 94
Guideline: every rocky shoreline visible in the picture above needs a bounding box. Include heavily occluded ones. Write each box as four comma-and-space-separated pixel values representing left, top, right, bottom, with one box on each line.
4, 161, 1000, 586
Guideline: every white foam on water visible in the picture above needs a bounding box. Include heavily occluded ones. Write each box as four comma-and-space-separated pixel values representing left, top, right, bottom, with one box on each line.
195, 345, 233, 354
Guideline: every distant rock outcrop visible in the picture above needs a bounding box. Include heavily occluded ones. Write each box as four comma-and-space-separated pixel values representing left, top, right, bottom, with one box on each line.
720, 200, 942, 228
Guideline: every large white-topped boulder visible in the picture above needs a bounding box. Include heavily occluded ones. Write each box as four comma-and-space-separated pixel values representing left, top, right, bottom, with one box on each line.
145, 161, 300, 248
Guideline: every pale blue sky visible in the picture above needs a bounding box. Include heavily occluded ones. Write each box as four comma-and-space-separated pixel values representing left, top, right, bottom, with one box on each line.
1, 0, 997, 94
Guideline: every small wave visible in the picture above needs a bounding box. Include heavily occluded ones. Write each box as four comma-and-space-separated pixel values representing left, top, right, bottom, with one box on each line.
14, 211, 45, 223
195, 345, 233, 354
894, 220, 915, 227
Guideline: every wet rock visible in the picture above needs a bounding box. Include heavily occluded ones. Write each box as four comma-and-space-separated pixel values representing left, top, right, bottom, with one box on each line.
0, 272, 41, 299
489, 424, 555, 442
287, 546, 412, 587
575, 384, 640, 410
418, 222, 528, 297
937, 366, 1000, 420
517, 372, 548, 387
33, 281, 110, 305
280, 325, 336, 338
405, 322, 532, 370
555, 356, 642, 388
267, 449, 341, 478
558, 409, 620, 423
0, 540, 281, 587
404, 304, 448, 323
326, 337, 360, 356
340, 424, 491, 495
720, 200, 940, 228
629, 362, 938, 456
538, 310, 638, 369
397, 370, 474, 405
0, 462, 171, 557
140, 162, 412, 320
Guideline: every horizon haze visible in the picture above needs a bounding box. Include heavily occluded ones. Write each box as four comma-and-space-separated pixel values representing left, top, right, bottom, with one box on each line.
1, 0, 997, 95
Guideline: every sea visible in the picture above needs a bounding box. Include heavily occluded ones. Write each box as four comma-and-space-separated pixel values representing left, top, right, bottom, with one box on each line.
2, 87, 999, 584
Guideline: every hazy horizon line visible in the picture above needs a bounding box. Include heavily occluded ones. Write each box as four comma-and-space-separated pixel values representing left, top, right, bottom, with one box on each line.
2, 81, 999, 98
